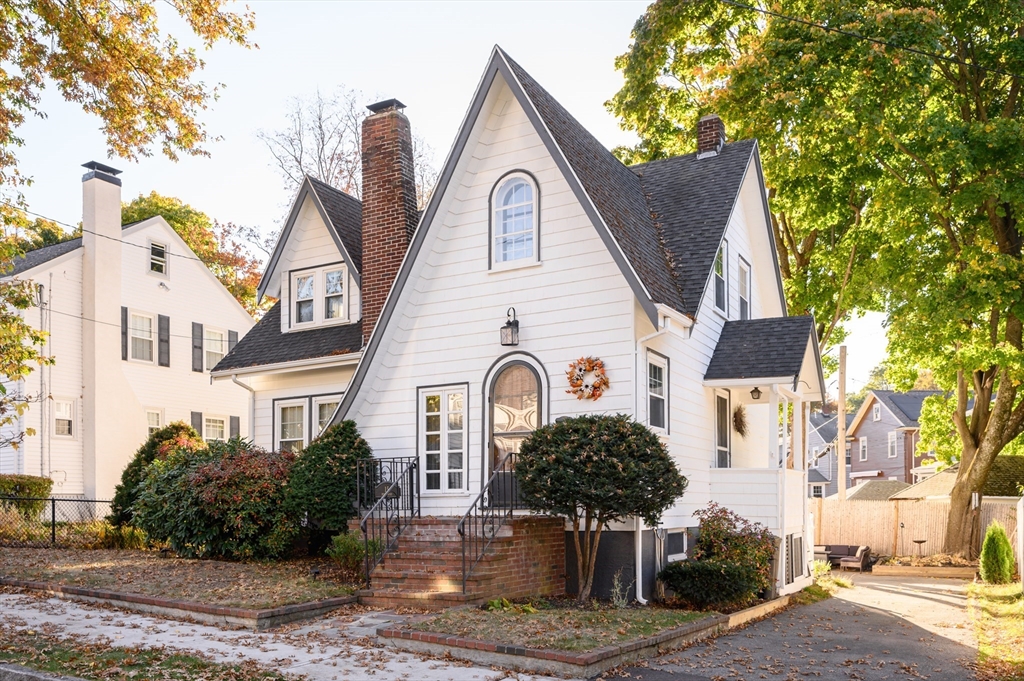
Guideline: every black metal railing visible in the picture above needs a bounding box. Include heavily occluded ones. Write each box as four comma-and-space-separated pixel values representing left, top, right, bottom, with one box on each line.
457, 451, 523, 592
0, 496, 113, 548
356, 457, 419, 585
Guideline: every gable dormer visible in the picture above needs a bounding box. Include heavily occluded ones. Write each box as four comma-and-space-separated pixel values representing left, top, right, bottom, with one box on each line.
257, 177, 363, 333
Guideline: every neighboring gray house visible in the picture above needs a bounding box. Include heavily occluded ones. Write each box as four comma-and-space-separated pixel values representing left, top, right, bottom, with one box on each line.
847, 390, 942, 484
807, 410, 853, 498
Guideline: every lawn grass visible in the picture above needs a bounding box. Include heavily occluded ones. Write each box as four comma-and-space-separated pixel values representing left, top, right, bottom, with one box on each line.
412, 601, 710, 652
968, 581, 1024, 680
0, 624, 290, 680
791, 583, 833, 605
0, 548, 357, 609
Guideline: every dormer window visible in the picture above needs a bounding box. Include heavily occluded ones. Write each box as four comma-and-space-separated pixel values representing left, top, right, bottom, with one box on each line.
150, 241, 167, 275
491, 173, 538, 268
290, 265, 350, 329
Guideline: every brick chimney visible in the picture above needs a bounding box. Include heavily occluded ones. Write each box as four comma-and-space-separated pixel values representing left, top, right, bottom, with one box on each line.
696, 114, 726, 158
360, 98, 418, 342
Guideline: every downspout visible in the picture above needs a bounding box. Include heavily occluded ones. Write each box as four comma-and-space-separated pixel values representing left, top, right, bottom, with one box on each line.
633, 318, 667, 606
231, 375, 256, 441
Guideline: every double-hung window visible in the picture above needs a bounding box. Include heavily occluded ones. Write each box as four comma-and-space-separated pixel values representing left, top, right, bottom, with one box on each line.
420, 386, 466, 492
313, 395, 341, 437
204, 416, 226, 442
715, 391, 731, 468
859, 436, 868, 461
54, 400, 73, 437
812, 485, 823, 499
738, 259, 750, 320
714, 242, 728, 314
146, 409, 162, 436
129, 313, 154, 362
872, 404, 881, 421
294, 274, 315, 325
647, 354, 667, 431
845, 442, 851, 465
492, 175, 537, 267
150, 242, 167, 275
810, 447, 820, 467
277, 401, 305, 453
324, 269, 345, 320
888, 432, 898, 458
205, 328, 226, 370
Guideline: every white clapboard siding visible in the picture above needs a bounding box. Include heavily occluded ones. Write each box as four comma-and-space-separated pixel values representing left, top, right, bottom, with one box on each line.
249, 365, 356, 451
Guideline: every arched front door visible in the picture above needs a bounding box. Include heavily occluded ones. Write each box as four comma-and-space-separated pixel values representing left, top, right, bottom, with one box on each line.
490, 362, 540, 467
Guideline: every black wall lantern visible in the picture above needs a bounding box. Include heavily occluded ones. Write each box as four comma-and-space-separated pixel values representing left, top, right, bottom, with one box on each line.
500, 307, 519, 346
750, 386, 762, 400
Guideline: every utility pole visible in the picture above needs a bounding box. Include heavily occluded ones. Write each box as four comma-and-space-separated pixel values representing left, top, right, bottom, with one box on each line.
837, 345, 848, 501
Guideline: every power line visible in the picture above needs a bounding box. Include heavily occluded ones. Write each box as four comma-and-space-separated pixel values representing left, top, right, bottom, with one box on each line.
31, 304, 207, 341
2, 200, 208, 264
717, 0, 1024, 81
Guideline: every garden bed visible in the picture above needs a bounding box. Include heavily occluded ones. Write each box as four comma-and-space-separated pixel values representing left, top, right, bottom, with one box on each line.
873, 553, 979, 578
0, 548, 361, 628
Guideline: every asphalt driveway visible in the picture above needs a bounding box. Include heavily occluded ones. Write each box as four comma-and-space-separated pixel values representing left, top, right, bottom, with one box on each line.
604, 575, 978, 681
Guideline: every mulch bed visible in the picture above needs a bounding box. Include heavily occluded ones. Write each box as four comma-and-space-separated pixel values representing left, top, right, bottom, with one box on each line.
879, 553, 978, 567
0, 548, 358, 610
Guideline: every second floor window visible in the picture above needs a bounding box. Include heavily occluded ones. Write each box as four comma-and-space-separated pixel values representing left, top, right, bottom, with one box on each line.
205, 328, 226, 369
150, 242, 167, 275
130, 313, 154, 362
492, 175, 537, 266
648, 356, 667, 431
714, 242, 727, 313
54, 400, 73, 437
738, 259, 750, 320
290, 266, 349, 327
324, 270, 345, 319
294, 274, 315, 324
859, 436, 868, 461
888, 432, 898, 458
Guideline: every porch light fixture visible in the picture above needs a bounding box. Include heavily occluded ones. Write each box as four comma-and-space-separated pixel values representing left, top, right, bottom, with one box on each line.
750, 386, 762, 400
500, 307, 519, 346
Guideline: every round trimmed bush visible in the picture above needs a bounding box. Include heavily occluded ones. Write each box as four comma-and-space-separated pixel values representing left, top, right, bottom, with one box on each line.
979, 521, 1014, 585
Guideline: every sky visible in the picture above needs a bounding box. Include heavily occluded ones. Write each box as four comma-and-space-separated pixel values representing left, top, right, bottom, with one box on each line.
12, 0, 886, 393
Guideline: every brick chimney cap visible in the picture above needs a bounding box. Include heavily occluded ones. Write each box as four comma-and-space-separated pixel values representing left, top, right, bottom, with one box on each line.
366, 98, 406, 114
81, 161, 122, 176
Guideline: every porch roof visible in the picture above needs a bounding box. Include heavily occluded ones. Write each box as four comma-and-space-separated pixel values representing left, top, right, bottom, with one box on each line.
704, 315, 823, 398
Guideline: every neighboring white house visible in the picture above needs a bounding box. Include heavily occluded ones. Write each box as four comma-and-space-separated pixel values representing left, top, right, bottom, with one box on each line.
0, 163, 255, 500
215, 47, 823, 602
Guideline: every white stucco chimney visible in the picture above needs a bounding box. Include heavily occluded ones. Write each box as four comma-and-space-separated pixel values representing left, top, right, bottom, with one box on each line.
80, 161, 135, 499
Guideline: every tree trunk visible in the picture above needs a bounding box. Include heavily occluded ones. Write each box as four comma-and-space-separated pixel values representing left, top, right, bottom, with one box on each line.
578, 521, 605, 602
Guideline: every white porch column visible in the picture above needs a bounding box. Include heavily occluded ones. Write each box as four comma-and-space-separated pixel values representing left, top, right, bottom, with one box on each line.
781, 395, 789, 468
768, 387, 780, 468
793, 397, 804, 471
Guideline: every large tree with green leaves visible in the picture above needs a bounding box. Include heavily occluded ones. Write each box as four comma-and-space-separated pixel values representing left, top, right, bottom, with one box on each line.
612, 0, 1024, 555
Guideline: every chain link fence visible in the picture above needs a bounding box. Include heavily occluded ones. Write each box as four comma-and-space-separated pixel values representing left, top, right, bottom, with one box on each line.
0, 496, 115, 549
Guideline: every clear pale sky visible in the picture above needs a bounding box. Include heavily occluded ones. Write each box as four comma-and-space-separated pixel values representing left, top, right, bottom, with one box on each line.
13, 0, 885, 392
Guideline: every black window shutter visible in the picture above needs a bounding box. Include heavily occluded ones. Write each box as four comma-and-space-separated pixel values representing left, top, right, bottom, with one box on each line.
229, 416, 240, 439
191, 411, 203, 433
228, 330, 238, 352
121, 307, 128, 360
158, 315, 170, 367
191, 322, 204, 372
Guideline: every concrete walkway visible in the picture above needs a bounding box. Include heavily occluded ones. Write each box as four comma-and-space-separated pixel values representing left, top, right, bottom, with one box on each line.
606, 574, 979, 680
0, 591, 557, 681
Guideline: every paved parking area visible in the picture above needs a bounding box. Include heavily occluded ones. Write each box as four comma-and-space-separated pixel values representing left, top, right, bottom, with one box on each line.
605, 575, 978, 680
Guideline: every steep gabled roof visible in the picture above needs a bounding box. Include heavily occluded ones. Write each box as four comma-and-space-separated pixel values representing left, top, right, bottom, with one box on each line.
256, 176, 363, 300
874, 390, 942, 427
212, 302, 362, 373
704, 316, 819, 388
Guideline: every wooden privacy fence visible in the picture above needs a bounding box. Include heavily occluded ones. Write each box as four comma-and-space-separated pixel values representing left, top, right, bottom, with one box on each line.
812, 497, 1019, 561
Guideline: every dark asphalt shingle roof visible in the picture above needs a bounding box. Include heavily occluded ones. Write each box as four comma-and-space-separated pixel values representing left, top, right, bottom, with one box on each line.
873, 390, 943, 427
846, 479, 911, 501
808, 469, 828, 484
633, 141, 757, 318
704, 316, 815, 382
891, 457, 1024, 499
6, 238, 84, 276
810, 411, 855, 445
308, 177, 363, 273
212, 302, 362, 372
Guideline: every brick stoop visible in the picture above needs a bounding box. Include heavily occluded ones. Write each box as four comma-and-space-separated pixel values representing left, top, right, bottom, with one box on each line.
353, 516, 565, 610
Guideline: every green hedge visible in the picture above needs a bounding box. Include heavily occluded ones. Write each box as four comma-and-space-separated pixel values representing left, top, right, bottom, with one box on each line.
0, 474, 53, 518
659, 559, 761, 609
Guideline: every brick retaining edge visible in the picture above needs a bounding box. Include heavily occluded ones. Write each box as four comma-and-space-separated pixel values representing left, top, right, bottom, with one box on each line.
0, 578, 356, 631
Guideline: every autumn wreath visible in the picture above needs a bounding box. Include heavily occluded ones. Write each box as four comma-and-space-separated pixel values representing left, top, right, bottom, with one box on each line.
566, 356, 610, 401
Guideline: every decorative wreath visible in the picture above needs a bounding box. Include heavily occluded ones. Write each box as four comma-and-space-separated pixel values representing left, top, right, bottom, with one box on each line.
566, 356, 610, 401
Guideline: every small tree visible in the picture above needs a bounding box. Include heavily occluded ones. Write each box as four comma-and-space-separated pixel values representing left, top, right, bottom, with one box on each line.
109, 422, 206, 526
516, 414, 688, 601
979, 521, 1015, 585
287, 420, 373, 546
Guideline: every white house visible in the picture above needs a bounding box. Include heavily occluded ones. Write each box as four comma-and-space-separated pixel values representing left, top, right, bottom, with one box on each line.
215, 47, 822, 605
0, 163, 256, 501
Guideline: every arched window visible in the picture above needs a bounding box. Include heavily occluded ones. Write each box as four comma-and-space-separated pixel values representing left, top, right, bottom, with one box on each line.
491, 362, 539, 467
491, 174, 537, 266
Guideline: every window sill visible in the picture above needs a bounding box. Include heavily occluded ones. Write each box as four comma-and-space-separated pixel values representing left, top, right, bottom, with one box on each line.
286, 318, 354, 333
489, 260, 542, 275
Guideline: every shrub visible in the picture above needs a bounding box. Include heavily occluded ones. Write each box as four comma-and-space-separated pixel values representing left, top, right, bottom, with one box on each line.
979, 521, 1015, 585
110, 422, 205, 526
659, 559, 760, 609
287, 420, 373, 542
0, 474, 53, 518
811, 559, 832, 582
517, 414, 688, 601
326, 532, 381, 579
133, 438, 298, 560
691, 502, 777, 593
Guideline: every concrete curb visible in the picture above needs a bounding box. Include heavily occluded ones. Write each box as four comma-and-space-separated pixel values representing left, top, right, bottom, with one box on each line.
378, 594, 795, 677
0, 578, 356, 630
0, 664, 86, 681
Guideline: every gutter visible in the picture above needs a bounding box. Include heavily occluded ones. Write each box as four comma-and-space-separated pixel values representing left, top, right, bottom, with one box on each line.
211, 351, 362, 379
230, 375, 256, 441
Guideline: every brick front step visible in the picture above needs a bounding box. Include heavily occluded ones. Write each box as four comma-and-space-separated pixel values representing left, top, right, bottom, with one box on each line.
356, 588, 488, 610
